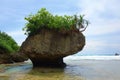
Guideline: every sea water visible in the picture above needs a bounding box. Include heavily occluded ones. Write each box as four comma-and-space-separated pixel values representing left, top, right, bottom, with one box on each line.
64, 55, 120, 60
0, 55, 120, 80
64, 55, 120, 80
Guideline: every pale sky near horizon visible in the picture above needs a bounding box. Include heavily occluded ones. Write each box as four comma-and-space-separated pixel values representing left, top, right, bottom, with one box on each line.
0, 0, 120, 55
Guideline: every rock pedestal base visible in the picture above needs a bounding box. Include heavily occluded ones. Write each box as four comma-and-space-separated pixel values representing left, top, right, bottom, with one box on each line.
31, 58, 66, 68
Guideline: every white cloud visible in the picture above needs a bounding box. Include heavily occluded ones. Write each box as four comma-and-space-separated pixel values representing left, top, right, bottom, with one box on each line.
79, 0, 107, 18
86, 39, 120, 50
83, 19, 120, 36
79, 0, 120, 18
80, 38, 120, 55
78, 0, 120, 36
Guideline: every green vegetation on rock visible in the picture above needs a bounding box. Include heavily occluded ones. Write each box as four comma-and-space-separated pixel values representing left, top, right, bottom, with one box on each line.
0, 31, 19, 54
23, 8, 89, 35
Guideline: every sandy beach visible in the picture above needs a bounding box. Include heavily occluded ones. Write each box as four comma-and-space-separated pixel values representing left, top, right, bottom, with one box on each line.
0, 56, 120, 80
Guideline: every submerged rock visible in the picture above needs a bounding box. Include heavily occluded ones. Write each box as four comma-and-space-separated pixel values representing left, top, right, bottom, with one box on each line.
20, 29, 85, 67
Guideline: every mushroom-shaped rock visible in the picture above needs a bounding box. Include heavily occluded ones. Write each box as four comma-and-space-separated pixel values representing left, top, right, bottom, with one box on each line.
20, 29, 85, 67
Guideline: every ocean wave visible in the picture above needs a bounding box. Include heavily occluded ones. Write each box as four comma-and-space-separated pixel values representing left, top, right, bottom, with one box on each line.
64, 56, 120, 60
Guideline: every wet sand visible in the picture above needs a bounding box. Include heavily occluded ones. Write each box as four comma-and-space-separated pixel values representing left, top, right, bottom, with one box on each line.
0, 59, 120, 80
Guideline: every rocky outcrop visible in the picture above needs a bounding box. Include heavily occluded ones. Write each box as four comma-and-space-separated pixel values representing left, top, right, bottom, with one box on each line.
11, 52, 28, 62
20, 29, 85, 67
0, 49, 12, 64
0, 54, 13, 64
0, 51, 28, 64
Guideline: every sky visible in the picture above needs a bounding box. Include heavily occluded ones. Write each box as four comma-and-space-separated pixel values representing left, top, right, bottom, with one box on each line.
0, 0, 120, 55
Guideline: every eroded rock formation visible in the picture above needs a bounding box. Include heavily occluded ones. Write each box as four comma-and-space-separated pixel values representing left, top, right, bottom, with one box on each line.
20, 29, 85, 67
11, 52, 28, 62
0, 50, 28, 64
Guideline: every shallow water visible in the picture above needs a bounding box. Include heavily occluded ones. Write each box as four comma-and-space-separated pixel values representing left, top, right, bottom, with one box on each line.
0, 58, 120, 80
0, 61, 84, 80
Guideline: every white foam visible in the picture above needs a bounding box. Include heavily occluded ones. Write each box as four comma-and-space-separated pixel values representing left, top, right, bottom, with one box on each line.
64, 56, 120, 60
24, 59, 32, 63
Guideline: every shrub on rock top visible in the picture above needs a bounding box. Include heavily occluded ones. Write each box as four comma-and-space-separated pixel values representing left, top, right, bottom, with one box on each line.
23, 8, 89, 36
